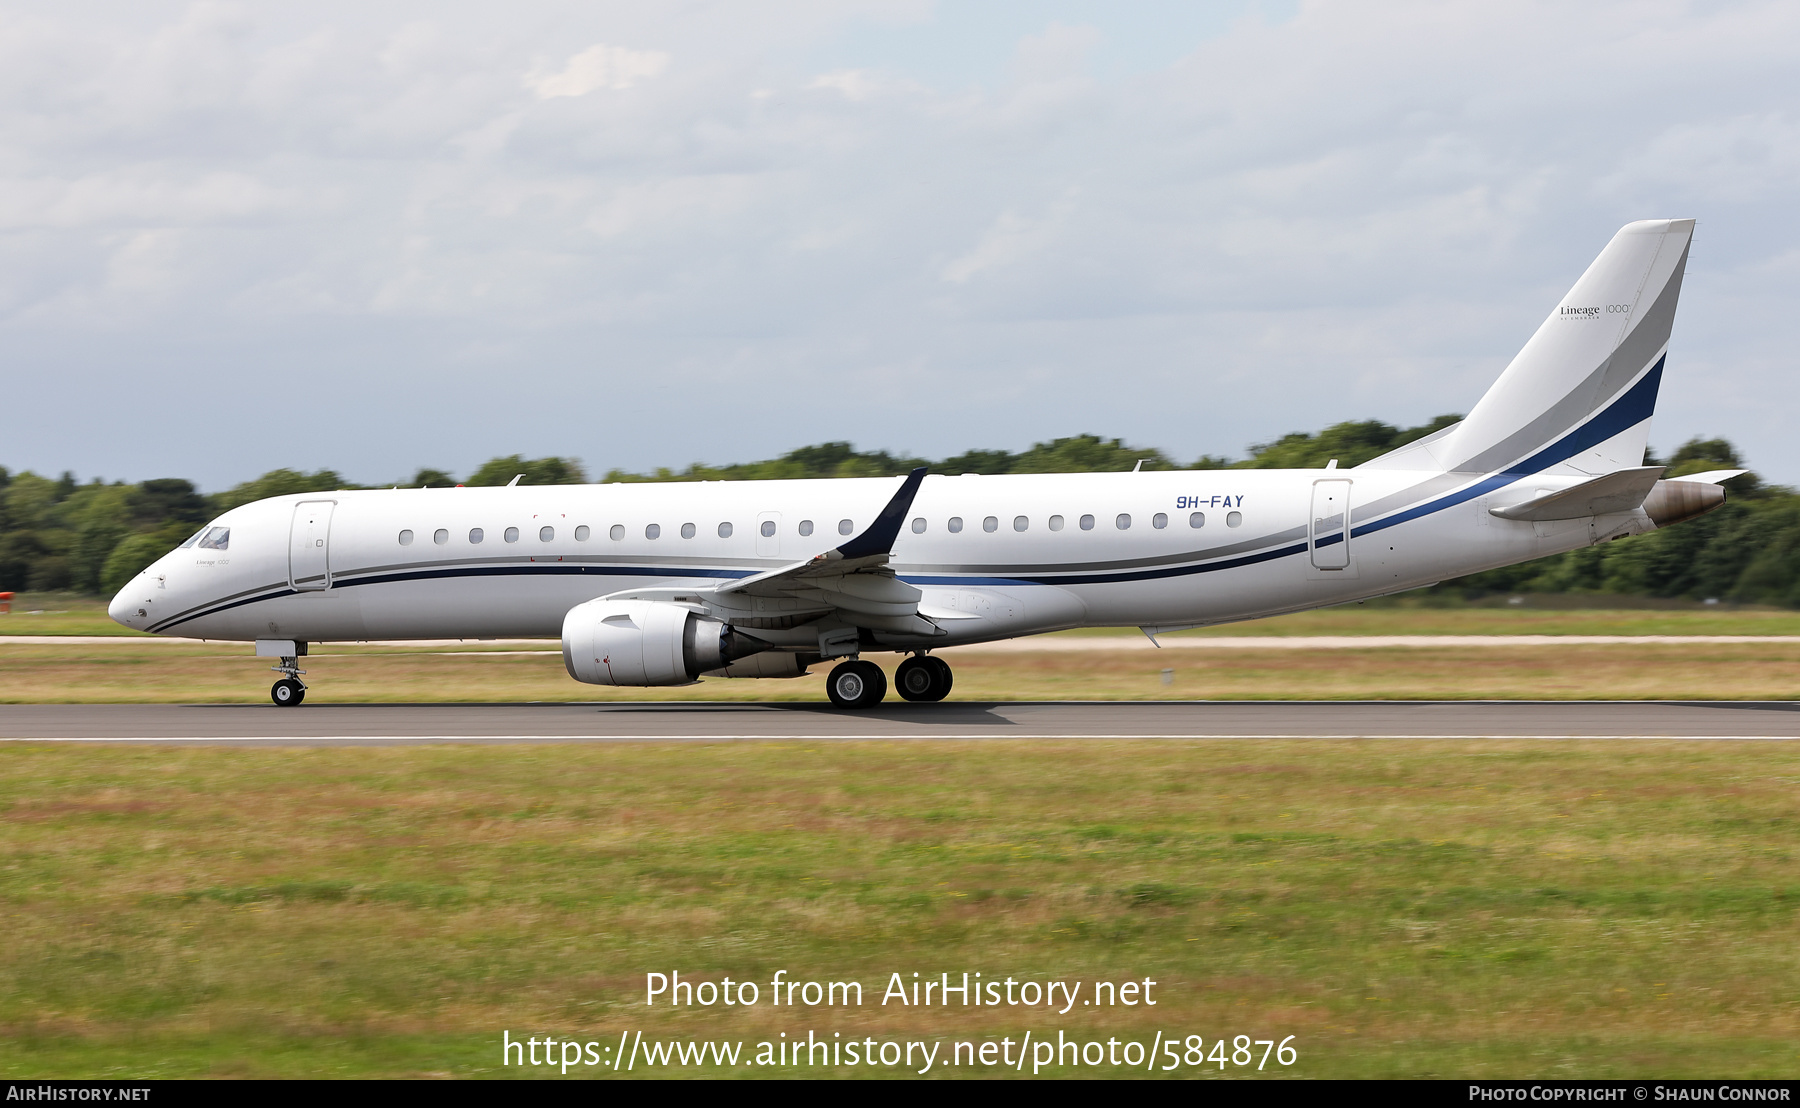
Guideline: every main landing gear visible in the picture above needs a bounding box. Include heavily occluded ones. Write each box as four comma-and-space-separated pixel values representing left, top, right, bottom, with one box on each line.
825, 654, 953, 709
271, 655, 307, 707
895, 654, 952, 703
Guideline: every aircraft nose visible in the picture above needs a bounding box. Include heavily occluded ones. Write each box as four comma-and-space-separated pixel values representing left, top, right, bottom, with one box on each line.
108, 578, 149, 630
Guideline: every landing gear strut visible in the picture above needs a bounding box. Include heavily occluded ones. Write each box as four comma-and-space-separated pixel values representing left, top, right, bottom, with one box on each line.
270, 656, 307, 707
826, 659, 887, 709
895, 654, 953, 702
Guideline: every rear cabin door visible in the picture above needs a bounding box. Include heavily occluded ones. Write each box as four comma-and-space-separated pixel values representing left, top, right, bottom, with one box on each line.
289, 501, 336, 591
1309, 479, 1352, 570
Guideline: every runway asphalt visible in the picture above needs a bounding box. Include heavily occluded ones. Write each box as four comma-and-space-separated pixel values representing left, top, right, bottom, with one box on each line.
4, 700, 1799, 745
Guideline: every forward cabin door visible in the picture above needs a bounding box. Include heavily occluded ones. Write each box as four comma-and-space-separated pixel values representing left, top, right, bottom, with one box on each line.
1309, 479, 1352, 570
289, 501, 336, 591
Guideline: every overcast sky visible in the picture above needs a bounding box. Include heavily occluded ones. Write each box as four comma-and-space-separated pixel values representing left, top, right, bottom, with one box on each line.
4, 0, 1797, 490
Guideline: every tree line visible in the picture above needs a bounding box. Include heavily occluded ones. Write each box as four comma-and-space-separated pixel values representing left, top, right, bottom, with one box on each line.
2, 424, 1792, 605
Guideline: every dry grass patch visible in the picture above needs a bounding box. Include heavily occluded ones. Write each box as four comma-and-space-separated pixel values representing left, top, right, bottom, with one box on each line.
10, 592, 1800, 639
4, 640, 1800, 704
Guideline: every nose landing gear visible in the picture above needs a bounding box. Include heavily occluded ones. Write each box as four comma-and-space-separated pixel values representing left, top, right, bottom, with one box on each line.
270, 656, 307, 707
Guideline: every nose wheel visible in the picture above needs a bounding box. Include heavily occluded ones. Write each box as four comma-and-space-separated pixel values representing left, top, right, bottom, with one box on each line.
895, 655, 953, 702
270, 655, 307, 707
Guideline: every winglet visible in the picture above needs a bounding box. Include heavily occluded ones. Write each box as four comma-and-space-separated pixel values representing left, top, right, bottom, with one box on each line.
834, 467, 928, 560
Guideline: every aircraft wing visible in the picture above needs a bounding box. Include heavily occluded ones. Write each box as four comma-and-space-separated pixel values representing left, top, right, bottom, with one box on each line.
603, 467, 943, 635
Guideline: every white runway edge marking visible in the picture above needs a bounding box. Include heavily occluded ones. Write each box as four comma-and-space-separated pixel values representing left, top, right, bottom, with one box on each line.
4, 734, 1796, 743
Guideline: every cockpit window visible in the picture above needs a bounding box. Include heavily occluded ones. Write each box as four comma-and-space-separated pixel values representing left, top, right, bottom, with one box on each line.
196, 527, 230, 551
179, 527, 208, 549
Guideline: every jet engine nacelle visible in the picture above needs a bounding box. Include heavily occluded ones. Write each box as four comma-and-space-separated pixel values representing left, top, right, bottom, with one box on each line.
562, 598, 755, 686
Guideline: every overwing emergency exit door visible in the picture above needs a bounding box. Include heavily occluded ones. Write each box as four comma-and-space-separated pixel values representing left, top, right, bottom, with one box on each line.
289, 501, 336, 590
1309, 479, 1352, 570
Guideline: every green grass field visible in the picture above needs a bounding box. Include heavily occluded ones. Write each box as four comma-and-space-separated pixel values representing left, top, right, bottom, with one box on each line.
4, 739, 1798, 1078
7, 596, 1799, 1078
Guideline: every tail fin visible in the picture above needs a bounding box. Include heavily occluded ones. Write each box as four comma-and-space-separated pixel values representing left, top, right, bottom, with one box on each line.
1441, 218, 1694, 478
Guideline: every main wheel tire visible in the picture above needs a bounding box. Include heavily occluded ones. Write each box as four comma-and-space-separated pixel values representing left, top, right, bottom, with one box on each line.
271, 679, 306, 707
923, 655, 953, 701
896, 656, 950, 702
826, 659, 887, 708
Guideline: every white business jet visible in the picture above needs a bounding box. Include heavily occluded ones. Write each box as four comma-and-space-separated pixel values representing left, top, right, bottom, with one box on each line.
111, 219, 1739, 708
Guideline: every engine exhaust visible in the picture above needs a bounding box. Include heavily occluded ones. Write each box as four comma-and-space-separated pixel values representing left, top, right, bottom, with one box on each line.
1641, 479, 1727, 528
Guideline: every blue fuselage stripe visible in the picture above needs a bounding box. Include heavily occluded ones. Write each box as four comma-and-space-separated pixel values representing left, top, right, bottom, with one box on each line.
156, 361, 1665, 630
1351, 357, 1664, 539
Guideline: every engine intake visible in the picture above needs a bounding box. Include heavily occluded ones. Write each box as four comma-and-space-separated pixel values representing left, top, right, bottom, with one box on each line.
562, 599, 766, 686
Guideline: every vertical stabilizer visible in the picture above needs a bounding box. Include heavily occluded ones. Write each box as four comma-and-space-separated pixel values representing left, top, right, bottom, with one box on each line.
1442, 219, 1694, 477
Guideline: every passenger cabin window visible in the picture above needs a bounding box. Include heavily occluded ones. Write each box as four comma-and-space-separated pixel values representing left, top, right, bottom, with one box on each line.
1049, 515, 1064, 531
1013, 515, 1028, 532
1152, 513, 1168, 529
1189, 513, 1204, 529
760, 520, 776, 538
574, 525, 590, 541
398, 530, 414, 546
798, 520, 814, 536
1227, 511, 1243, 528
1116, 514, 1132, 530
718, 522, 733, 538
504, 527, 519, 543
539, 526, 554, 542
948, 517, 963, 533
838, 519, 853, 536
434, 528, 449, 545
609, 524, 625, 541
470, 527, 485, 544
680, 523, 696, 539
1080, 514, 1095, 531
645, 524, 661, 539
982, 516, 998, 533
197, 527, 230, 551
910, 517, 926, 534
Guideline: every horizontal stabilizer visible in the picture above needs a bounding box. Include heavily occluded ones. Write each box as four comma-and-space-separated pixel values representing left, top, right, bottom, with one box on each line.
1489, 466, 1664, 521
1667, 469, 1747, 485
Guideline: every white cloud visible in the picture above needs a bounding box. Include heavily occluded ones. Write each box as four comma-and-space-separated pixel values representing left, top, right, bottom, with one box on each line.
1010, 21, 1101, 85
1, 1, 1799, 489
525, 42, 671, 98
808, 69, 880, 100
942, 197, 1077, 284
